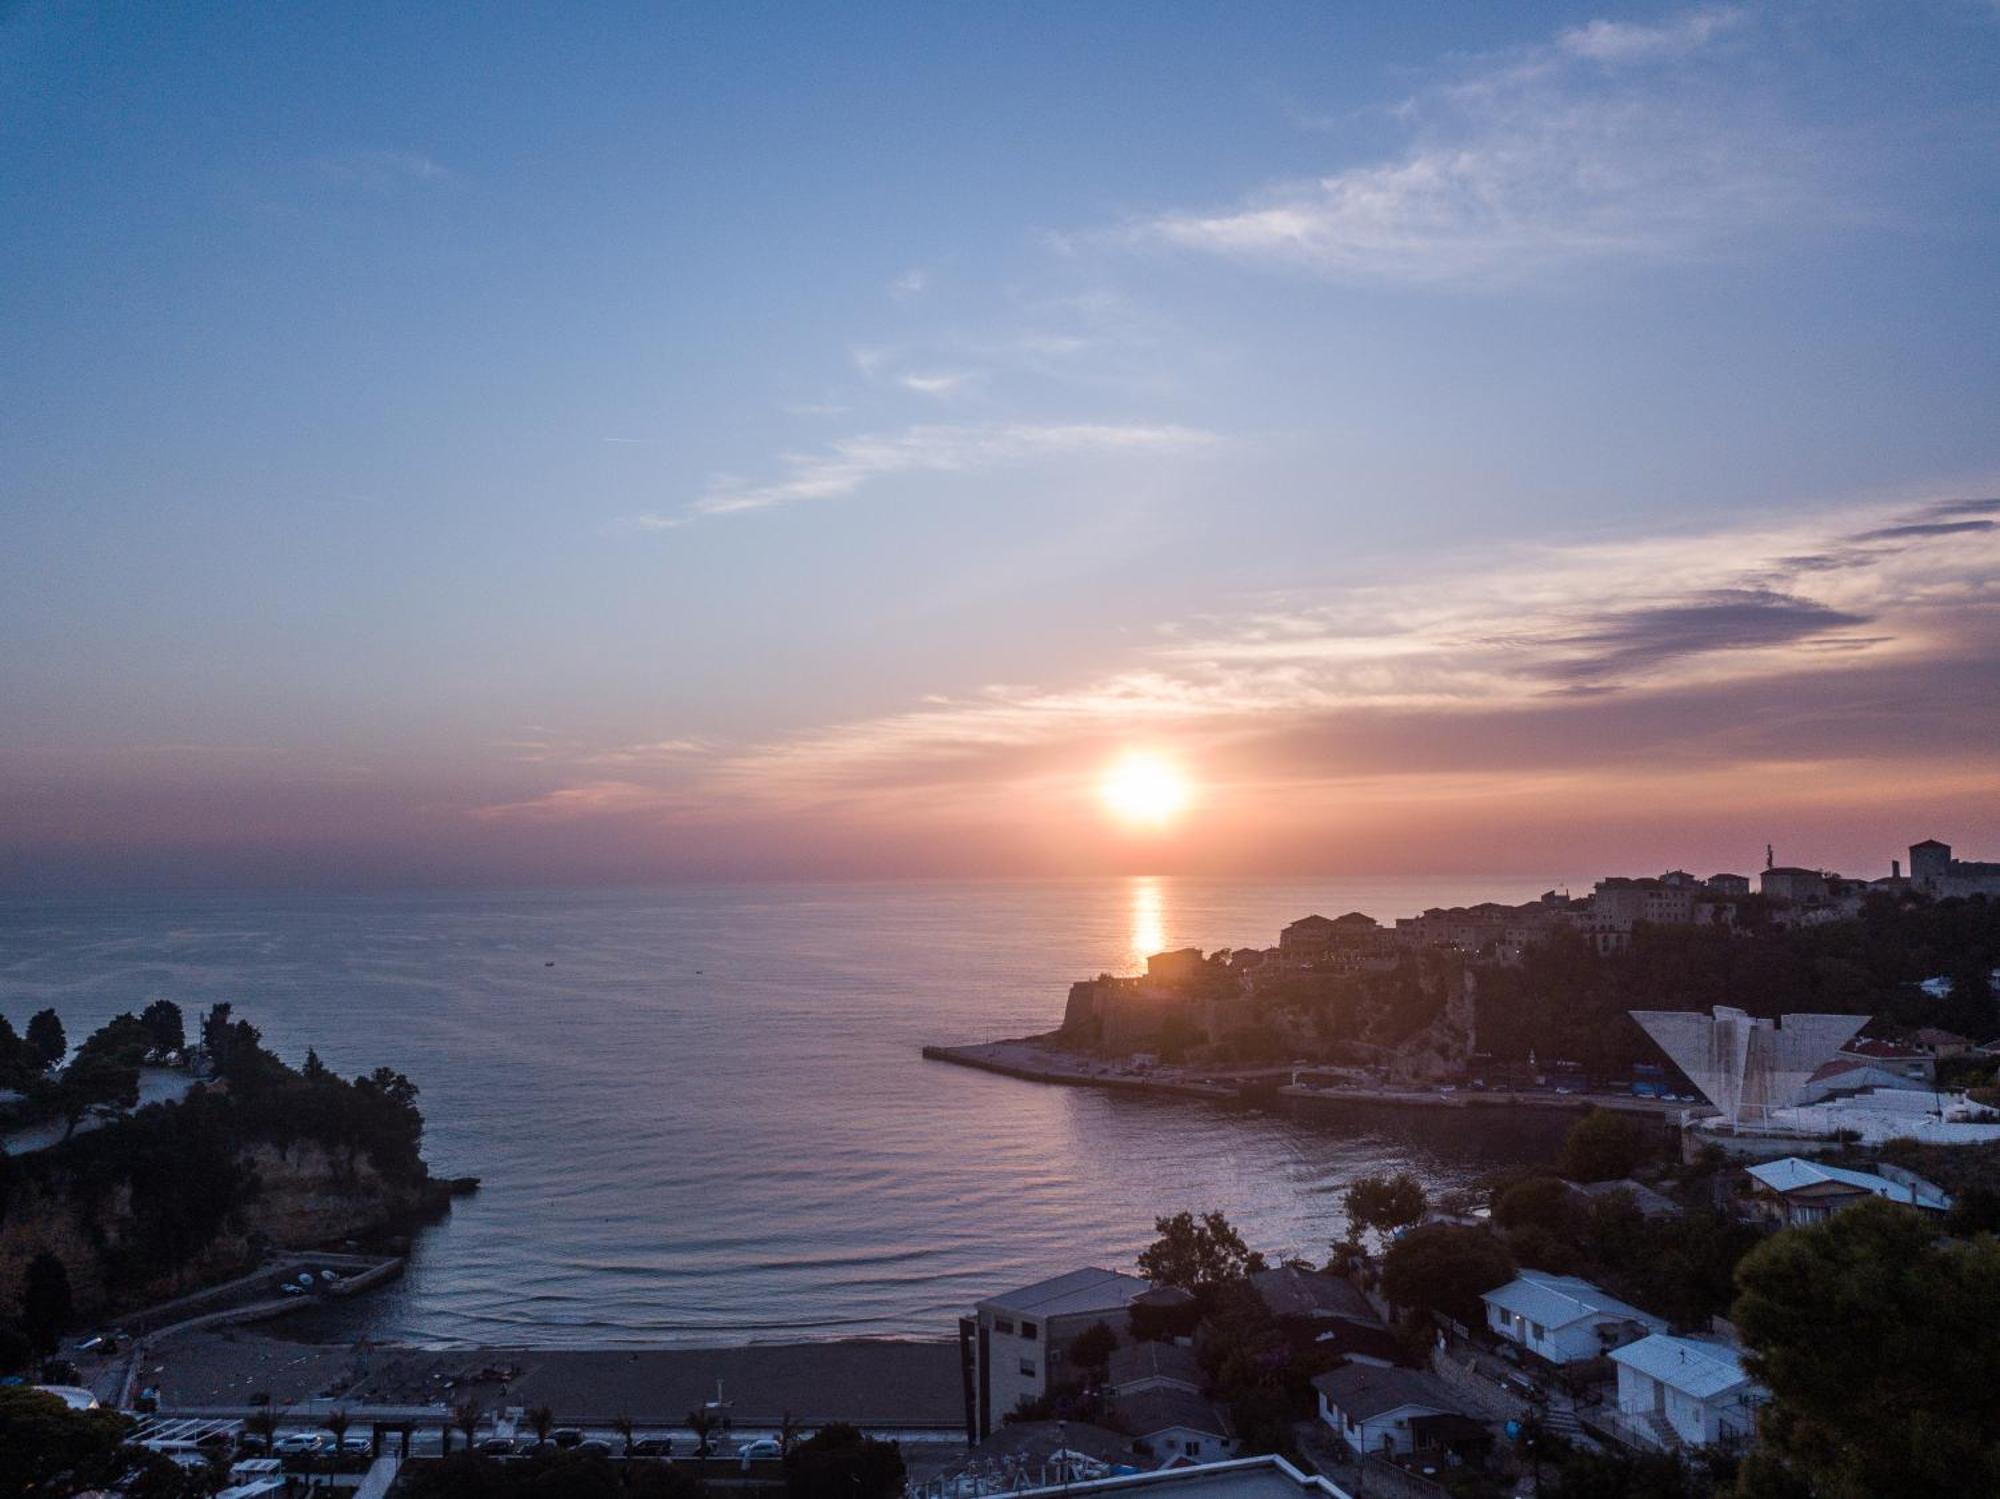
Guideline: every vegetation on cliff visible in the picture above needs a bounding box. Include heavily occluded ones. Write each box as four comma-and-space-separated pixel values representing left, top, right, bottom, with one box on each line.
0, 1001, 435, 1368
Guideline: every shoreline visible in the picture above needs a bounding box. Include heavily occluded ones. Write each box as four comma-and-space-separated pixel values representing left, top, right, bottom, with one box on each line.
923, 1038, 1677, 1118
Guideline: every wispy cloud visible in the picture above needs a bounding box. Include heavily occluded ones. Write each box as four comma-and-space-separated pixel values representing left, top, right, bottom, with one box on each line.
890, 267, 931, 297
630, 421, 1219, 526
898, 370, 979, 398
314, 150, 453, 190
1556, 6, 1746, 64
1133, 5, 1818, 285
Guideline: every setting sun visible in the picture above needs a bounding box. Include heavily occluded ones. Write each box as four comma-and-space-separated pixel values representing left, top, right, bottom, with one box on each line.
1099, 752, 1191, 829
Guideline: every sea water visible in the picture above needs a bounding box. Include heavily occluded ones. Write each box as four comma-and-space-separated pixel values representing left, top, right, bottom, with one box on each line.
0, 876, 1574, 1346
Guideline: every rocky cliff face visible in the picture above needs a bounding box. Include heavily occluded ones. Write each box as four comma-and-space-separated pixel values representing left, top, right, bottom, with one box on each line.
0, 1141, 429, 1319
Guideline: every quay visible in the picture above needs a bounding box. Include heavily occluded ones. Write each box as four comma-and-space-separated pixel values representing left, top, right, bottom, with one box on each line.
923, 1039, 1675, 1118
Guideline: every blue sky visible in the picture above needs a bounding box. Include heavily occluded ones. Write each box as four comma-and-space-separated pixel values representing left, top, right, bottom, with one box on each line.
4, 2, 1999, 888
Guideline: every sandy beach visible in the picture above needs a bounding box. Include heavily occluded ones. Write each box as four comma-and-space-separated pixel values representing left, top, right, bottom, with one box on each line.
139, 1329, 964, 1428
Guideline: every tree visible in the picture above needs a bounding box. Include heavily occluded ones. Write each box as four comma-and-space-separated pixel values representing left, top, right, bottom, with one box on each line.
1069, 1320, 1117, 1382
778, 1411, 803, 1458
57, 1052, 140, 1141
687, 1405, 718, 1468
22, 1252, 73, 1355
326, 1408, 351, 1457
1380, 1224, 1515, 1327
1343, 1172, 1428, 1252
1559, 1107, 1649, 1182
25, 1009, 66, 1071
139, 1000, 186, 1058
1136, 1210, 1267, 1293
613, 1413, 636, 1455
1734, 1197, 2000, 1497
784, 1423, 905, 1499
245, 1407, 281, 1452
526, 1405, 555, 1448
452, 1400, 482, 1452
0, 1385, 134, 1496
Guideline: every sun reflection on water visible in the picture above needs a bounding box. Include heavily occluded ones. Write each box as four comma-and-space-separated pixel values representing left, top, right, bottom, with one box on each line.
1129, 876, 1166, 970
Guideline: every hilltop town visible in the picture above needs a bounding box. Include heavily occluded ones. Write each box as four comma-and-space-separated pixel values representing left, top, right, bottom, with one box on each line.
1046, 838, 2000, 1090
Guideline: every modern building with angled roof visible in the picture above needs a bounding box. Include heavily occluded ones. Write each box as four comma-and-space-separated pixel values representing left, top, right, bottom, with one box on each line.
1480, 1270, 1666, 1365
1609, 1334, 1765, 1449
962, 1266, 1154, 1439
1631, 1006, 1865, 1129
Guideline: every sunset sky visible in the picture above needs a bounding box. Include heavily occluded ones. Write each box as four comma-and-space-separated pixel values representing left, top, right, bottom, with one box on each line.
4, 2, 1999, 890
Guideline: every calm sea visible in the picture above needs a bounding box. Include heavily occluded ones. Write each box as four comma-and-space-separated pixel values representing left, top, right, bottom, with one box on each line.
0, 877, 1575, 1348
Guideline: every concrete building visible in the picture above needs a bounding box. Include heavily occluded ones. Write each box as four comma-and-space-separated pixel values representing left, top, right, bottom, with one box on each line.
1910, 839, 2000, 898
1146, 948, 1209, 986
1760, 866, 1830, 905
1706, 873, 1752, 896
962, 1267, 1153, 1439
1743, 1157, 1952, 1226
1609, 1335, 1765, 1449
1631, 1006, 1865, 1130
1480, 1271, 1667, 1365
1310, 1365, 1483, 1460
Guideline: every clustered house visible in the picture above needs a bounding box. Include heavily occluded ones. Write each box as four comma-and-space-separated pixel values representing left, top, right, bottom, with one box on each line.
1608, 1335, 1767, 1449
1479, 1270, 1667, 1366
1742, 1156, 1952, 1228
1310, 1364, 1490, 1466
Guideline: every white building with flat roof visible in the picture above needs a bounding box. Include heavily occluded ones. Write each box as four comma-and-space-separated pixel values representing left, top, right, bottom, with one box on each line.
962, 1266, 1154, 1439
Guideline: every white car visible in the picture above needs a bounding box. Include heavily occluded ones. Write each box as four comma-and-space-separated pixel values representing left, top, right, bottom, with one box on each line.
274, 1432, 326, 1455
736, 1438, 783, 1461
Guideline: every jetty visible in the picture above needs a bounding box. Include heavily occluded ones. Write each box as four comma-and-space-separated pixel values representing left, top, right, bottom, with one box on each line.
923, 1039, 1675, 1118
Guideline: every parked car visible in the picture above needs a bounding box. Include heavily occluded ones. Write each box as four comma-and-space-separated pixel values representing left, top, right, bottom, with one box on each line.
478, 1438, 517, 1456
552, 1428, 585, 1449
629, 1437, 673, 1457
736, 1439, 782, 1462
576, 1440, 614, 1456
342, 1435, 373, 1455
274, 1432, 326, 1455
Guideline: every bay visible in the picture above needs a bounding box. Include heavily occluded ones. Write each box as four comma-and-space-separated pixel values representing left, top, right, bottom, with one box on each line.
0, 876, 1577, 1347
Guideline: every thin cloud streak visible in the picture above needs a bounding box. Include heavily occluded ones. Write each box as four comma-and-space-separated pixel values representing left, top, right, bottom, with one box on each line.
630, 421, 1219, 526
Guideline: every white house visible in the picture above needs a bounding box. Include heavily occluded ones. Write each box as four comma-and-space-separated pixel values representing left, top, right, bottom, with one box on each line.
962, 1267, 1153, 1439
1480, 1270, 1666, 1365
1609, 1334, 1766, 1449
1111, 1386, 1234, 1463
1310, 1365, 1478, 1459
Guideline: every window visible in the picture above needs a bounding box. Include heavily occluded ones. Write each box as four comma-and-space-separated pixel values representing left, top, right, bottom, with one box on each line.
1019, 1358, 1036, 1377
1020, 1321, 1038, 1340
993, 1318, 1014, 1334
1185, 1442, 1201, 1456
1530, 1322, 1545, 1339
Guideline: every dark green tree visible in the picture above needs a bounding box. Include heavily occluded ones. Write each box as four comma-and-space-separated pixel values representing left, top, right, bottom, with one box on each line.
1734, 1197, 2000, 1497
0, 1386, 134, 1496
784, 1423, 905, 1499
57, 1051, 140, 1141
1342, 1172, 1428, 1252
139, 1000, 186, 1057
25, 1009, 66, 1071
1559, 1107, 1649, 1182
1380, 1223, 1514, 1326
21, 1251, 74, 1355
1136, 1210, 1267, 1292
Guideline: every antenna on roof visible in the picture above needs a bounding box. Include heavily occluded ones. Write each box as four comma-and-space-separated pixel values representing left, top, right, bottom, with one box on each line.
1766, 843, 1774, 870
